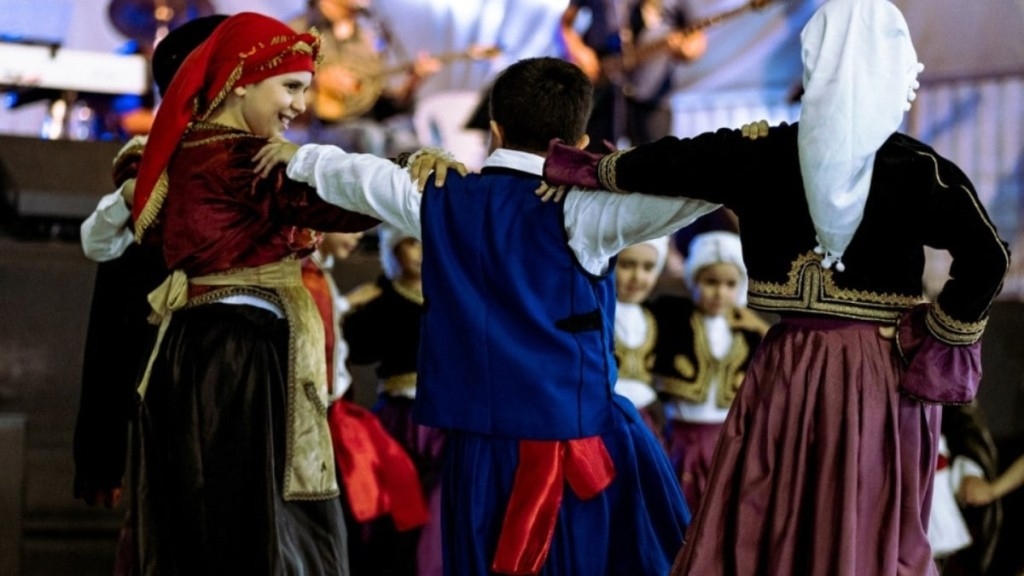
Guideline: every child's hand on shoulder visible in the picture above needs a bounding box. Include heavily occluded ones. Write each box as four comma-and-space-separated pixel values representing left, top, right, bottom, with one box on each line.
408, 147, 468, 193
253, 137, 300, 179
535, 181, 568, 203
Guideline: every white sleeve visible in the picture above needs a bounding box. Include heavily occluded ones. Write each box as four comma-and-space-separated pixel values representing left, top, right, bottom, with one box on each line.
287, 144, 422, 240
334, 294, 352, 316
80, 188, 134, 262
950, 455, 986, 492
562, 188, 720, 275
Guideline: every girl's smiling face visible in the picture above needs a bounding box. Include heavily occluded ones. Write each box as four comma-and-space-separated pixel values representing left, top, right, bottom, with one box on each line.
239, 71, 312, 138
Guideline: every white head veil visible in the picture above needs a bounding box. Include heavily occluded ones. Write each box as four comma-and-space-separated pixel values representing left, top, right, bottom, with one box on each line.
684, 231, 749, 306
798, 0, 923, 272
635, 236, 671, 278
377, 223, 415, 280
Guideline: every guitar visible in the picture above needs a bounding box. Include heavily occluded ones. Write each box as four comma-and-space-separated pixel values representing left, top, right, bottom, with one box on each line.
597, 0, 774, 90
312, 44, 501, 123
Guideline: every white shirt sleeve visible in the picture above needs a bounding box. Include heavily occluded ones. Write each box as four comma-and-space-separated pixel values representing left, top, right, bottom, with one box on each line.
80, 188, 134, 262
562, 188, 720, 275
950, 455, 986, 492
287, 144, 422, 240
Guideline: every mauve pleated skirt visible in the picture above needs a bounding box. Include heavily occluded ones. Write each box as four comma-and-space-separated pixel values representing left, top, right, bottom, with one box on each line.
132, 303, 349, 575
667, 420, 724, 515
673, 315, 941, 576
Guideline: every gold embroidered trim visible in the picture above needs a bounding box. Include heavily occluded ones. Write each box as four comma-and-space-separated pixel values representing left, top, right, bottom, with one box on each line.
925, 301, 988, 345
111, 135, 146, 169
746, 251, 922, 321
199, 62, 244, 121
180, 120, 262, 146
658, 314, 750, 408
381, 372, 418, 396
392, 280, 424, 305
134, 170, 168, 242
184, 285, 282, 309
916, 150, 1010, 279
598, 149, 628, 194
615, 308, 657, 384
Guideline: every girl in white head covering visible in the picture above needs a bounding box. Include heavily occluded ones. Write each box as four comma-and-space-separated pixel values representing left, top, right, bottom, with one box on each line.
683, 231, 749, 308
660, 231, 766, 511
798, 0, 923, 272
613, 236, 670, 437
377, 223, 422, 283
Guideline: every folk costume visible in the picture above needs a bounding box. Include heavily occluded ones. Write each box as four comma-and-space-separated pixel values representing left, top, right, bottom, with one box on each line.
283, 144, 719, 575
127, 13, 379, 575
651, 232, 761, 512
613, 236, 670, 446
542, 0, 1011, 573
933, 402, 1002, 576
302, 247, 431, 576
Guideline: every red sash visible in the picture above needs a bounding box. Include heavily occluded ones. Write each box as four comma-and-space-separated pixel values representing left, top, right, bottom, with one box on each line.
327, 400, 430, 530
492, 437, 616, 574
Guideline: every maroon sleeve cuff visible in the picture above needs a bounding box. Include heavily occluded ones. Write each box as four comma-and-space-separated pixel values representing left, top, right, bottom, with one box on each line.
897, 304, 983, 405
542, 139, 603, 189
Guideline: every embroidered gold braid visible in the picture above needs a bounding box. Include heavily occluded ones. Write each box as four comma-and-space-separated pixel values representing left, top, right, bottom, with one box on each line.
381, 372, 418, 396
747, 251, 922, 321
392, 280, 424, 305
658, 313, 750, 408
134, 170, 169, 242
111, 135, 146, 169
598, 149, 629, 194
926, 300, 988, 345
614, 308, 658, 384
181, 122, 262, 148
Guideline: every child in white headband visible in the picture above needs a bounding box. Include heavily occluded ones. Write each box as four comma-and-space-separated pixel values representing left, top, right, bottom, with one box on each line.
612, 236, 672, 444
651, 231, 767, 513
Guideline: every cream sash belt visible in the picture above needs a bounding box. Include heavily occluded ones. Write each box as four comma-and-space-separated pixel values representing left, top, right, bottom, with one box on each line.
139, 259, 339, 501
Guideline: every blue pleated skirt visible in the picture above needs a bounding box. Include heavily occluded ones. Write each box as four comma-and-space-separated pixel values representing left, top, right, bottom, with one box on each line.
441, 395, 690, 575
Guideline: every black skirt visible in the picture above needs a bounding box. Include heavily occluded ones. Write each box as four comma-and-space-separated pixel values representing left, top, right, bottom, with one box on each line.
131, 303, 348, 575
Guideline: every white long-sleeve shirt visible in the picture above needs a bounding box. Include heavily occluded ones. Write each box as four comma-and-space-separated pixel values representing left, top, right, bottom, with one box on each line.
287, 145, 720, 276
80, 188, 134, 262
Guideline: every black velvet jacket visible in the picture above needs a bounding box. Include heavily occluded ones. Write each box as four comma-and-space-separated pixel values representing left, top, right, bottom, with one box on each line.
596, 123, 1010, 344
648, 295, 762, 407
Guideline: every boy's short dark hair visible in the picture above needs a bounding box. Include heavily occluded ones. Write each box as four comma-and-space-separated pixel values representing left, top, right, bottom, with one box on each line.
489, 57, 593, 152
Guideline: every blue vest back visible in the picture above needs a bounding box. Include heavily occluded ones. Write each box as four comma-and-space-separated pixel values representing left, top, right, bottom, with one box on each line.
415, 168, 618, 439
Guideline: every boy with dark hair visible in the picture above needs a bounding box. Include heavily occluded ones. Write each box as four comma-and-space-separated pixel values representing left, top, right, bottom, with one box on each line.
254, 56, 719, 575
488, 55, 593, 152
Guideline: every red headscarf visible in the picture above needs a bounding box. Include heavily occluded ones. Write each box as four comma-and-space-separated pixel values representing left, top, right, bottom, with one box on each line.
132, 12, 321, 241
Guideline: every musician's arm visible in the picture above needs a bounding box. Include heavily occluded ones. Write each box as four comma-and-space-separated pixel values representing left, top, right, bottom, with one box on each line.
665, 1, 707, 62
382, 51, 440, 111
560, 3, 601, 83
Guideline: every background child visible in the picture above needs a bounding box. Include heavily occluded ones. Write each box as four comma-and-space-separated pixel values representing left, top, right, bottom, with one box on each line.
345, 223, 446, 576
651, 231, 766, 513
926, 402, 1001, 575
302, 231, 431, 576
613, 236, 671, 446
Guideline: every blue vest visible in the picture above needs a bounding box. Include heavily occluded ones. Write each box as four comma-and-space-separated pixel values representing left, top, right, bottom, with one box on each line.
415, 167, 619, 439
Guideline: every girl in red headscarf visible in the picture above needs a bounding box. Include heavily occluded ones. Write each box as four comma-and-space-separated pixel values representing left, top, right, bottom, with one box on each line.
126, 12, 381, 574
